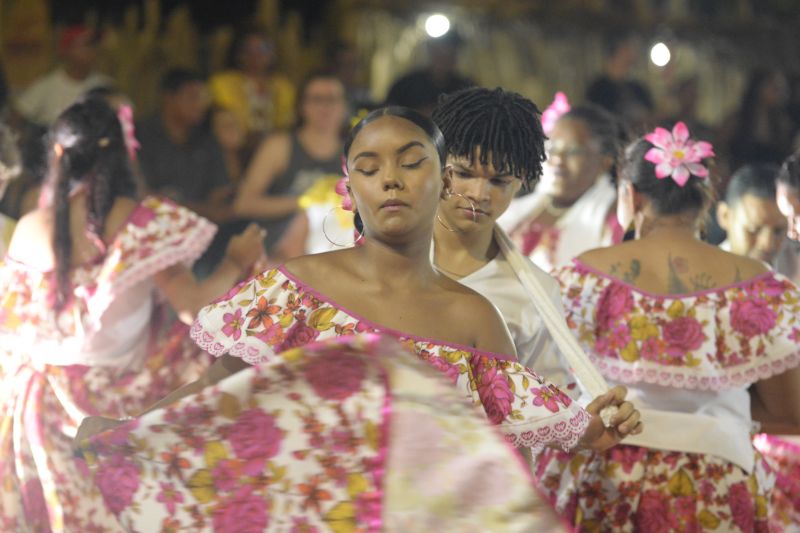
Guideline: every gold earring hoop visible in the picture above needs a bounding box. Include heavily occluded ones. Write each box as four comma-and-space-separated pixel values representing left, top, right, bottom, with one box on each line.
322, 206, 364, 247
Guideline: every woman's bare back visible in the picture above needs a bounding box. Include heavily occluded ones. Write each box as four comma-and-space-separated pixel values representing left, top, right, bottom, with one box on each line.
8, 194, 139, 270
578, 237, 770, 295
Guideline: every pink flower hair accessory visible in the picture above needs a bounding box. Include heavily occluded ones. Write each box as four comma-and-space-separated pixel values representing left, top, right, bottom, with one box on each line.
336, 155, 353, 211
644, 121, 714, 187
117, 104, 140, 161
541, 92, 571, 135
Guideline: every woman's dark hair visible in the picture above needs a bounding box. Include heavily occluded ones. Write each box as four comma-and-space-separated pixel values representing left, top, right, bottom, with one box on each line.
778, 150, 800, 189
47, 97, 137, 314
622, 138, 713, 217
294, 70, 345, 129
431, 87, 545, 191
344, 106, 446, 233
560, 104, 626, 181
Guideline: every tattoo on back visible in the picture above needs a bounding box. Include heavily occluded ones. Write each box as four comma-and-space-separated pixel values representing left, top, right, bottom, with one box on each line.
667, 254, 690, 293
610, 259, 641, 283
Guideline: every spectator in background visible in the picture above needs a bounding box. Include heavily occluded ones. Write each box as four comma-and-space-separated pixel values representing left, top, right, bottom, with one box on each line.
500, 103, 625, 272
138, 70, 240, 277
211, 106, 250, 184
137, 69, 232, 225
385, 31, 475, 116
328, 41, 375, 116
14, 25, 110, 127
778, 151, 800, 242
586, 32, 654, 133
716, 164, 790, 267
724, 69, 796, 170
663, 76, 714, 142
234, 71, 346, 252
210, 27, 295, 144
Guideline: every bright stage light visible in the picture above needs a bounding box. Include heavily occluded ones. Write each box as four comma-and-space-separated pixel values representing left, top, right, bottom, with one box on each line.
650, 42, 671, 67
425, 14, 450, 38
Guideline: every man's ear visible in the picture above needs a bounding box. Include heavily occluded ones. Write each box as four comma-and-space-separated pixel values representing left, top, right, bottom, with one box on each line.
441, 165, 454, 199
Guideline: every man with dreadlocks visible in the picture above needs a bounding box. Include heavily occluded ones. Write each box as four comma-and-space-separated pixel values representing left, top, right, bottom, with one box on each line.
431, 87, 612, 400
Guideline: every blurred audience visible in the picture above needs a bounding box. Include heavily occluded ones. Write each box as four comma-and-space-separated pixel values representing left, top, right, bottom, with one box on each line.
586, 32, 654, 134
385, 31, 475, 116
234, 71, 346, 252
137, 68, 232, 224
778, 151, 800, 242
723, 69, 796, 169
210, 26, 295, 144
328, 41, 375, 116
14, 25, 110, 127
210, 106, 250, 184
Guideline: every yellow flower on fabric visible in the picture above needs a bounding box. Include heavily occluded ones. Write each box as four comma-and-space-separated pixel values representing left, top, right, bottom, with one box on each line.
630, 315, 659, 340
620, 341, 640, 362
667, 468, 695, 497
667, 300, 685, 319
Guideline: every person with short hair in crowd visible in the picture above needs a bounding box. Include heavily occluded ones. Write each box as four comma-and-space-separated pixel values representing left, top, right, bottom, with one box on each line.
15, 25, 110, 127
137, 68, 233, 225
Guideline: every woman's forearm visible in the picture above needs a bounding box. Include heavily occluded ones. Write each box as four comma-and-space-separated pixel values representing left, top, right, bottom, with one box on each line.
234, 195, 299, 220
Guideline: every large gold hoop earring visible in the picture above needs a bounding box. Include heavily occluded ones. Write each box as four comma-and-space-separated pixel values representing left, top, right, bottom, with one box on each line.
322, 206, 364, 247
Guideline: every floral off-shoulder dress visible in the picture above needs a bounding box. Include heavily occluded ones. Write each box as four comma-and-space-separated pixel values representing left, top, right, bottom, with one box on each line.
189, 266, 590, 454
536, 259, 800, 533
0, 197, 216, 532
79, 335, 573, 532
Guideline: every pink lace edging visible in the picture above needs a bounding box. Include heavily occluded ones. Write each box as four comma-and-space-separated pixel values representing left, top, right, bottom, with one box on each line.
190, 322, 278, 363
591, 349, 800, 391
88, 218, 217, 323
503, 406, 590, 455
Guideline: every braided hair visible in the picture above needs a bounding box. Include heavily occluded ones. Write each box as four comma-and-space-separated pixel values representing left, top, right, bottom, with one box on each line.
47, 97, 137, 314
431, 87, 546, 191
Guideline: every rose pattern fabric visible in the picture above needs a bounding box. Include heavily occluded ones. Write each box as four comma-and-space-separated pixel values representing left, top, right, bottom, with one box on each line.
753, 435, 800, 532
536, 445, 774, 532
539, 259, 800, 531
190, 267, 589, 453
78, 336, 567, 532
0, 197, 215, 531
556, 261, 800, 390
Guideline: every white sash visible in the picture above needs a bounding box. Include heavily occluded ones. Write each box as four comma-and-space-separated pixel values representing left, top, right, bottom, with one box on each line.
495, 226, 615, 414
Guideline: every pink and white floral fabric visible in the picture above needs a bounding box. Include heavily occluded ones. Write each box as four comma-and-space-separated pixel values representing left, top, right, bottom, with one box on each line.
190, 267, 590, 453
753, 435, 800, 532
0, 197, 216, 532
78, 335, 570, 532
556, 260, 800, 390
534, 259, 800, 532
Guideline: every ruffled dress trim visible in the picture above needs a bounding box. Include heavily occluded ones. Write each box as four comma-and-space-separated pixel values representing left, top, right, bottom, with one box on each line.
0, 196, 216, 340
556, 260, 800, 392
191, 267, 589, 452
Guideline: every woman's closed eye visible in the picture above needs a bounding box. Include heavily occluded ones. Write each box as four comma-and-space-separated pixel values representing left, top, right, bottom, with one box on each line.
401, 157, 427, 169
355, 167, 379, 176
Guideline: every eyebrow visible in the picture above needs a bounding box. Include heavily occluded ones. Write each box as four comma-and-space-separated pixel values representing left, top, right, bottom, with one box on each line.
352, 141, 426, 162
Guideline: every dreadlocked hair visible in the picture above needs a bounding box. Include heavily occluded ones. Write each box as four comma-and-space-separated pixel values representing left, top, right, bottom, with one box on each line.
47, 97, 137, 316
432, 87, 546, 191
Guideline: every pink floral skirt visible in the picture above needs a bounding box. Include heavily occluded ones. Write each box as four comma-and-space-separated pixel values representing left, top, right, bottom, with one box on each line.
753, 434, 800, 532
0, 322, 210, 532
534, 444, 774, 532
